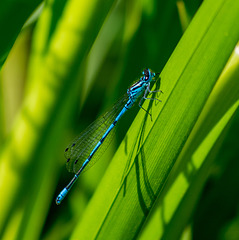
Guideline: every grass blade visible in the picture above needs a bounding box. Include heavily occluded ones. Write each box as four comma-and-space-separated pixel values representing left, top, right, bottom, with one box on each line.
71, 0, 239, 239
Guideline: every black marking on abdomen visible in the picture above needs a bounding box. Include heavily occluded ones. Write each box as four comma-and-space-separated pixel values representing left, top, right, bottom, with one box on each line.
100, 134, 107, 144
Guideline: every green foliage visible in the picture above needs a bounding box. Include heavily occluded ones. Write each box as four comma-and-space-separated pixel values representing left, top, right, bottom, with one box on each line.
0, 0, 238, 239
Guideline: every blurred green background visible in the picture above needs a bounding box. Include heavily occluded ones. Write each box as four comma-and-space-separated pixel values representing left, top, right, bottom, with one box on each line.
0, 0, 238, 239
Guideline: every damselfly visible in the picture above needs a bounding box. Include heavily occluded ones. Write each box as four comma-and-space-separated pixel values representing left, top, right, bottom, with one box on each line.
56, 68, 162, 205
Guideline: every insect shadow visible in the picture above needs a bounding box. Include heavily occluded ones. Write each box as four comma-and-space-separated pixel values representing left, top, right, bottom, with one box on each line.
121, 77, 162, 214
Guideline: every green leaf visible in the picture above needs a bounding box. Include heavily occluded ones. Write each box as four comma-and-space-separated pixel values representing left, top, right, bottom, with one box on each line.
139, 44, 239, 240
0, 0, 114, 239
0, 0, 42, 66
1, 0, 238, 239
71, 0, 239, 239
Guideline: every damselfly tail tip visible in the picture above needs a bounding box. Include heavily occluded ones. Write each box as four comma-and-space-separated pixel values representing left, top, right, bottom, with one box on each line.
56, 188, 68, 205
56, 196, 61, 205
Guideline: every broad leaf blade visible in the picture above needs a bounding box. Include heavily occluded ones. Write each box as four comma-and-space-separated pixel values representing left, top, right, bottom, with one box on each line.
71, 0, 239, 239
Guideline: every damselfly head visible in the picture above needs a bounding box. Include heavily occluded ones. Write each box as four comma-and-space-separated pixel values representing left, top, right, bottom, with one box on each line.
142, 68, 157, 82
142, 68, 150, 80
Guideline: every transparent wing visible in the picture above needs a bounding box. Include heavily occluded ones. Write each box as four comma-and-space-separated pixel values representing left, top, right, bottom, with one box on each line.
65, 94, 129, 173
